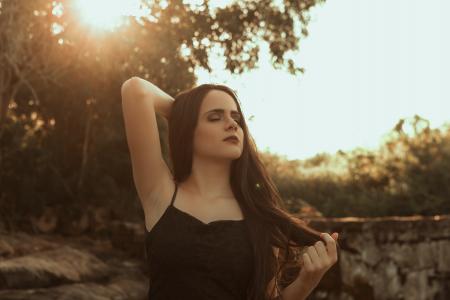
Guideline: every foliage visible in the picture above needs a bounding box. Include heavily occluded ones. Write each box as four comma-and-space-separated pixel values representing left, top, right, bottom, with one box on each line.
261, 115, 450, 217
0, 0, 324, 230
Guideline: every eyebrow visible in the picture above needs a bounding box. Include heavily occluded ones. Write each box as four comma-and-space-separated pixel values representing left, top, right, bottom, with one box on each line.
203, 109, 240, 116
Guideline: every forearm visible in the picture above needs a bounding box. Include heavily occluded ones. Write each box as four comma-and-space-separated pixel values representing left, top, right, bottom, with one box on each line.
121, 77, 174, 119
280, 275, 313, 300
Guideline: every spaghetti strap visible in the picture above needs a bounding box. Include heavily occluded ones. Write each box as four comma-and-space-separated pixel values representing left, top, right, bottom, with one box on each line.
169, 182, 178, 206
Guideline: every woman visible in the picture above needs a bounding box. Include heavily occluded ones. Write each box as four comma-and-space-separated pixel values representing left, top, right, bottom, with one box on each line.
121, 76, 340, 300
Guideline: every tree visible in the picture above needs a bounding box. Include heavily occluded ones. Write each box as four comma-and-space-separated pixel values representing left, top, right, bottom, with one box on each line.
0, 0, 326, 229
0, 0, 73, 126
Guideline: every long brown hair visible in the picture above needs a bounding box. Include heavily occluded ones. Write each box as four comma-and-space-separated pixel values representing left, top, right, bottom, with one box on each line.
167, 83, 340, 300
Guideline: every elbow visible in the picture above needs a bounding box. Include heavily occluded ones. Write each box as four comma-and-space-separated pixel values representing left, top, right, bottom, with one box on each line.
121, 77, 147, 102
121, 76, 140, 94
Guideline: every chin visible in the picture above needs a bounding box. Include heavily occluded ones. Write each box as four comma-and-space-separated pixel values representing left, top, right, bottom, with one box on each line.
217, 149, 241, 159
227, 152, 243, 160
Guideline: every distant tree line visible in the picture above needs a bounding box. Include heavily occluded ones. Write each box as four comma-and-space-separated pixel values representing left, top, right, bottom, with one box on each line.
264, 115, 450, 217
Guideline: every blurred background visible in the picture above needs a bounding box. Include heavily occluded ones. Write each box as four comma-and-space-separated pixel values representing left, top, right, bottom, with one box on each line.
0, 0, 448, 299
1, 0, 448, 228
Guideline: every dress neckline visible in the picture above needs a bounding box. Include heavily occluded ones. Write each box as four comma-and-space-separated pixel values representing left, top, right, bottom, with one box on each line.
171, 204, 245, 226
145, 202, 245, 235
145, 182, 245, 235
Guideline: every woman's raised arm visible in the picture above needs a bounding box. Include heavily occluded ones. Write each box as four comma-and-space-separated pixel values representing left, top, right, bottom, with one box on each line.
120, 77, 174, 205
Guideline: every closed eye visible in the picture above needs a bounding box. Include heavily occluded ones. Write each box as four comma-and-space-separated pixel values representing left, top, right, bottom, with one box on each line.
210, 119, 242, 127
209, 116, 241, 123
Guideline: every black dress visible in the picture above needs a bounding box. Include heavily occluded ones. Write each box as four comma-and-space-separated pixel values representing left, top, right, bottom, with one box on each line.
144, 183, 254, 299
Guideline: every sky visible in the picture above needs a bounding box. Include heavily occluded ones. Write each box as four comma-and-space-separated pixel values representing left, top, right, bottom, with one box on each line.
70, 0, 450, 161
195, 0, 450, 160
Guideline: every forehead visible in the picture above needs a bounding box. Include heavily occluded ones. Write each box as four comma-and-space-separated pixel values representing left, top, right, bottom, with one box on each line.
199, 89, 238, 113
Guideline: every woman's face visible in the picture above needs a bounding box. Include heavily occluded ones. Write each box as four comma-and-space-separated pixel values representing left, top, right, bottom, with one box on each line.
193, 89, 244, 161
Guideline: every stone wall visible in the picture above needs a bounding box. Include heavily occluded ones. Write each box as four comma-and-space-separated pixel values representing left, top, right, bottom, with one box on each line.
302, 214, 450, 300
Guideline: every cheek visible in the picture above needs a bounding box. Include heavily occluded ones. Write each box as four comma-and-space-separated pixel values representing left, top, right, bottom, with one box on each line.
193, 125, 219, 150
195, 124, 217, 141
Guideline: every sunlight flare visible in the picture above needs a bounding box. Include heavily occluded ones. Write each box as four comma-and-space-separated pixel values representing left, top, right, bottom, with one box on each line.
73, 0, 144, 30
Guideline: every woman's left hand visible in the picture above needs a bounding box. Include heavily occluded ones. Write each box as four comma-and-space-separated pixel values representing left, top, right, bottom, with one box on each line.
297, 232, 339, 293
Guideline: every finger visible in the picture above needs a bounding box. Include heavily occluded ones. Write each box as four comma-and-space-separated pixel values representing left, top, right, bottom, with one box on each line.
320, 233, 338, 261
307, 245, 321, 268
313, 240, 328, 261
332, 232, 339, 241
302, 252, 314, 271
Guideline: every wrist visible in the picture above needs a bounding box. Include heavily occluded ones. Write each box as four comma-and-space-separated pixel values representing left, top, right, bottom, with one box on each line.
280, 275, 312, 300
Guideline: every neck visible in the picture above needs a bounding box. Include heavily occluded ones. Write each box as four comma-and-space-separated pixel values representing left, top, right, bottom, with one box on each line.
181, 155, 234, 201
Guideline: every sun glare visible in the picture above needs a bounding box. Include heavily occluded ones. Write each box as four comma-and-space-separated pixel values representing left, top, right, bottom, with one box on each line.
72, 0, 228, 31
74, 0, 144, 30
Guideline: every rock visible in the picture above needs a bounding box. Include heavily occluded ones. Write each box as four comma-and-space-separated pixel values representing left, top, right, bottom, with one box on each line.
0, 232, 147, 300
0, 246, 110, 289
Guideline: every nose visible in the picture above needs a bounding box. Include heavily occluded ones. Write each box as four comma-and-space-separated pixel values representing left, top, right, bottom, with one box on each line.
225, 116, 238, 131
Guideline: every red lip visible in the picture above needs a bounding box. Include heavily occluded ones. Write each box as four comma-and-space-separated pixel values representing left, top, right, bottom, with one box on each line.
223, 135, 239, 142
224, 138, 239, 144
